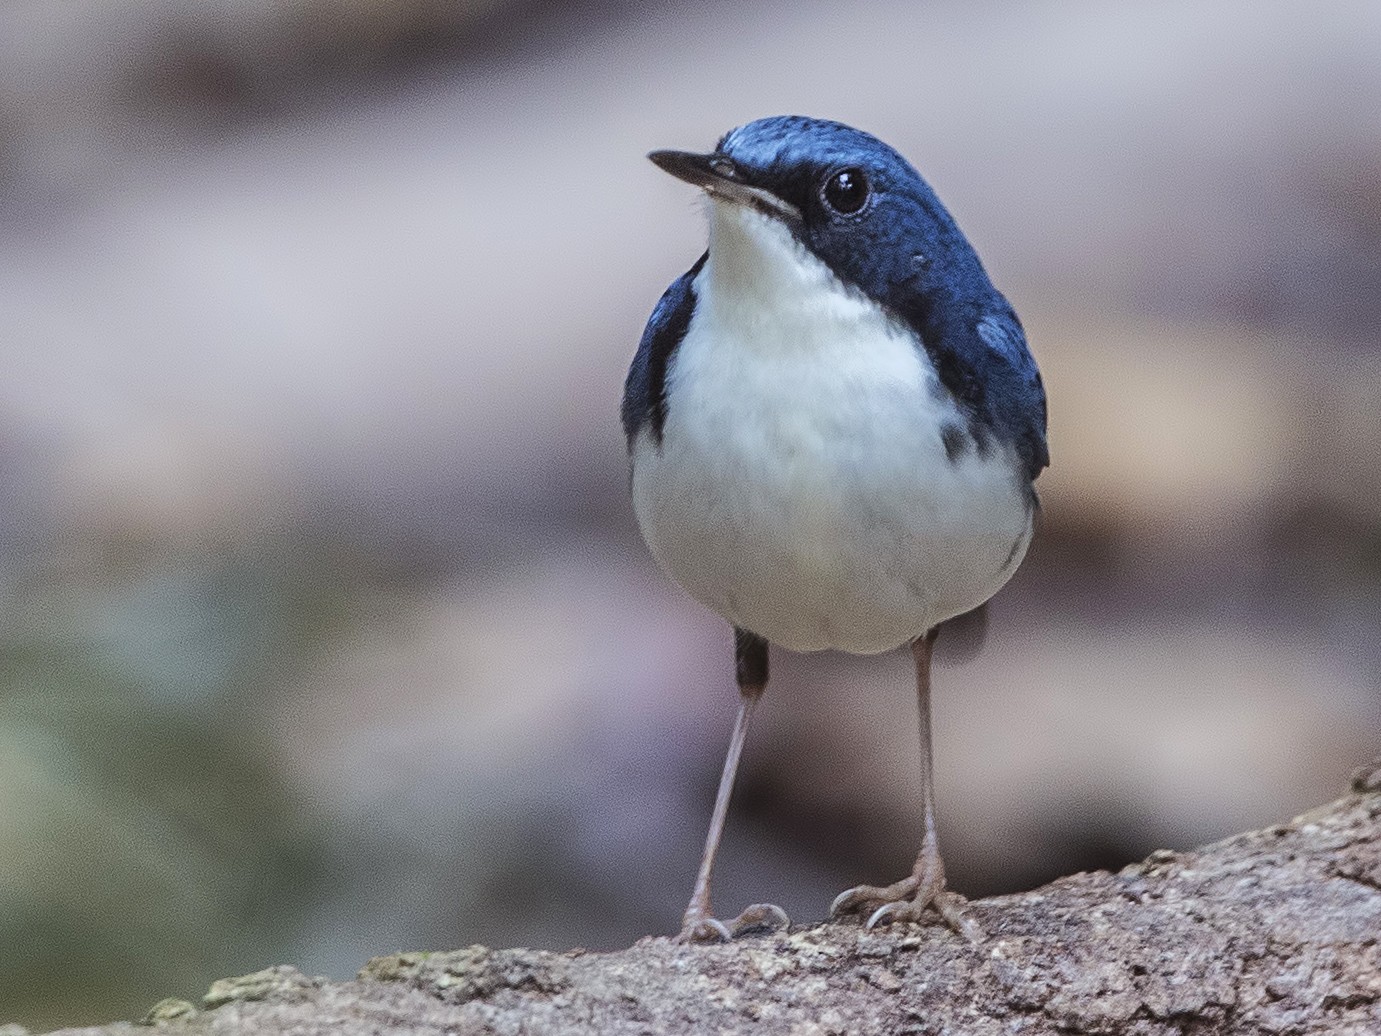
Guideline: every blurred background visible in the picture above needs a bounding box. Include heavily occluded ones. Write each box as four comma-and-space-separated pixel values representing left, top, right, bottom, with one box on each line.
1, 0, 1379, 1028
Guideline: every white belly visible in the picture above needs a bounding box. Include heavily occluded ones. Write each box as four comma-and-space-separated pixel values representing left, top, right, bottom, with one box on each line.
631, 252, 1032, 655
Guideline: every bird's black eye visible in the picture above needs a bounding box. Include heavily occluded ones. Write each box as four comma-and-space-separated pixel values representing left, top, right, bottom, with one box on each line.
821, 168, 870, 215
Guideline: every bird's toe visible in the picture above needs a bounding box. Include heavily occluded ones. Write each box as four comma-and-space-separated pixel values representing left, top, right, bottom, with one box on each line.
730, 902, 791, 936
676, 903, 789, 944
676, 916, 734, 944
833, 874, 980, 941
830, 876, 919, 919
864, 899, 913, 930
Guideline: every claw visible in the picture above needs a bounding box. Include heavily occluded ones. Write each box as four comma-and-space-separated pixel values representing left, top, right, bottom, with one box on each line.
865, 901, 907, 930
677, 916, 733, 944
832, 872, 980, 941
936, 893, 982, 944
830, 876, 917, 919
829, 889, 859, 918
731, 902, 790, 936
676, 903, 790, 944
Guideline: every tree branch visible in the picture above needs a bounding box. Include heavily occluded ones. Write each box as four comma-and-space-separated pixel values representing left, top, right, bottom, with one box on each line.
38, 766, 1381, 1036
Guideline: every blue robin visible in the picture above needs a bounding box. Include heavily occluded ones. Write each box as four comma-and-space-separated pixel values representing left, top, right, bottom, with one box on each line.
622, 116, 1048, 942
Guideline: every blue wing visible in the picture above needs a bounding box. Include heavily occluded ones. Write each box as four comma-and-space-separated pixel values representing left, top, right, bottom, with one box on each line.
975, 308, 1049, 481
914, 298, 1048, 484
621, 252, 707, 447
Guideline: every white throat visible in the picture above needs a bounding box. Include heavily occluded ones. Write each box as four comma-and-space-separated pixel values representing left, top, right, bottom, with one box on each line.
700, 199, 885, 352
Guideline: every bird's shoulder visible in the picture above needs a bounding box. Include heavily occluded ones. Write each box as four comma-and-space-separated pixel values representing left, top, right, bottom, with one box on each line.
910, 297, 1049, 483
621, 251, 708, 446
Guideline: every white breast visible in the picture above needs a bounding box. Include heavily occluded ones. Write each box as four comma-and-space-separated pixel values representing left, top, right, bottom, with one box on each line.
631, 200, 1031, 655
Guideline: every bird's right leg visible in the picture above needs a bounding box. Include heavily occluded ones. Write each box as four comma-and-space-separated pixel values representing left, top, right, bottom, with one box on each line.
676, 627, 790, 942
829, 630, 979, 941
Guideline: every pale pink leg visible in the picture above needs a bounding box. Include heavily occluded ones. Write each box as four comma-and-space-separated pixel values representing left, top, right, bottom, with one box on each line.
830, 631, 979, 941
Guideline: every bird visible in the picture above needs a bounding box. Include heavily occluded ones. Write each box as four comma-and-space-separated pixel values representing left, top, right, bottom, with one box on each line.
621, 116, 1048, 943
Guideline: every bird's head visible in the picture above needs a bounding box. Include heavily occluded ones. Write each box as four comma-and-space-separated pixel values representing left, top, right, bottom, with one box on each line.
649, 115, 991, 314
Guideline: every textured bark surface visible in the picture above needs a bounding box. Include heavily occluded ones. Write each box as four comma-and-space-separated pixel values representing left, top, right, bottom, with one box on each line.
38, 768, 1381, 1036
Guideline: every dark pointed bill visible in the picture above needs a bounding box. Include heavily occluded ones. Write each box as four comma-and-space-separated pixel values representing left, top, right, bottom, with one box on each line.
648, 149, 801, 222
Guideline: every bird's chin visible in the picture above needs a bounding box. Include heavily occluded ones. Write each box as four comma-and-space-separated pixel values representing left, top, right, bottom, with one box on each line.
701, 182, 801, 225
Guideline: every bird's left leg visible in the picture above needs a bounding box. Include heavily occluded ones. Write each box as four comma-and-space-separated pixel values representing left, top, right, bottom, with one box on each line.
829, 630, 980, 941
676, 628, 791, 942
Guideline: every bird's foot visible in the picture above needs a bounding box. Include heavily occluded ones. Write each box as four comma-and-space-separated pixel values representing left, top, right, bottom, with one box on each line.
675, 902, 790, 943
830, 868, 980, 942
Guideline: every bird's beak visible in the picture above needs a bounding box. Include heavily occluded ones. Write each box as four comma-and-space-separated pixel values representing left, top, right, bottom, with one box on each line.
648, 149, 801, 223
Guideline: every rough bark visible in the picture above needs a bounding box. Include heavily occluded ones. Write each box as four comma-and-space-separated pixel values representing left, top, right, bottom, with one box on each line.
35, 766, 1381, 1036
